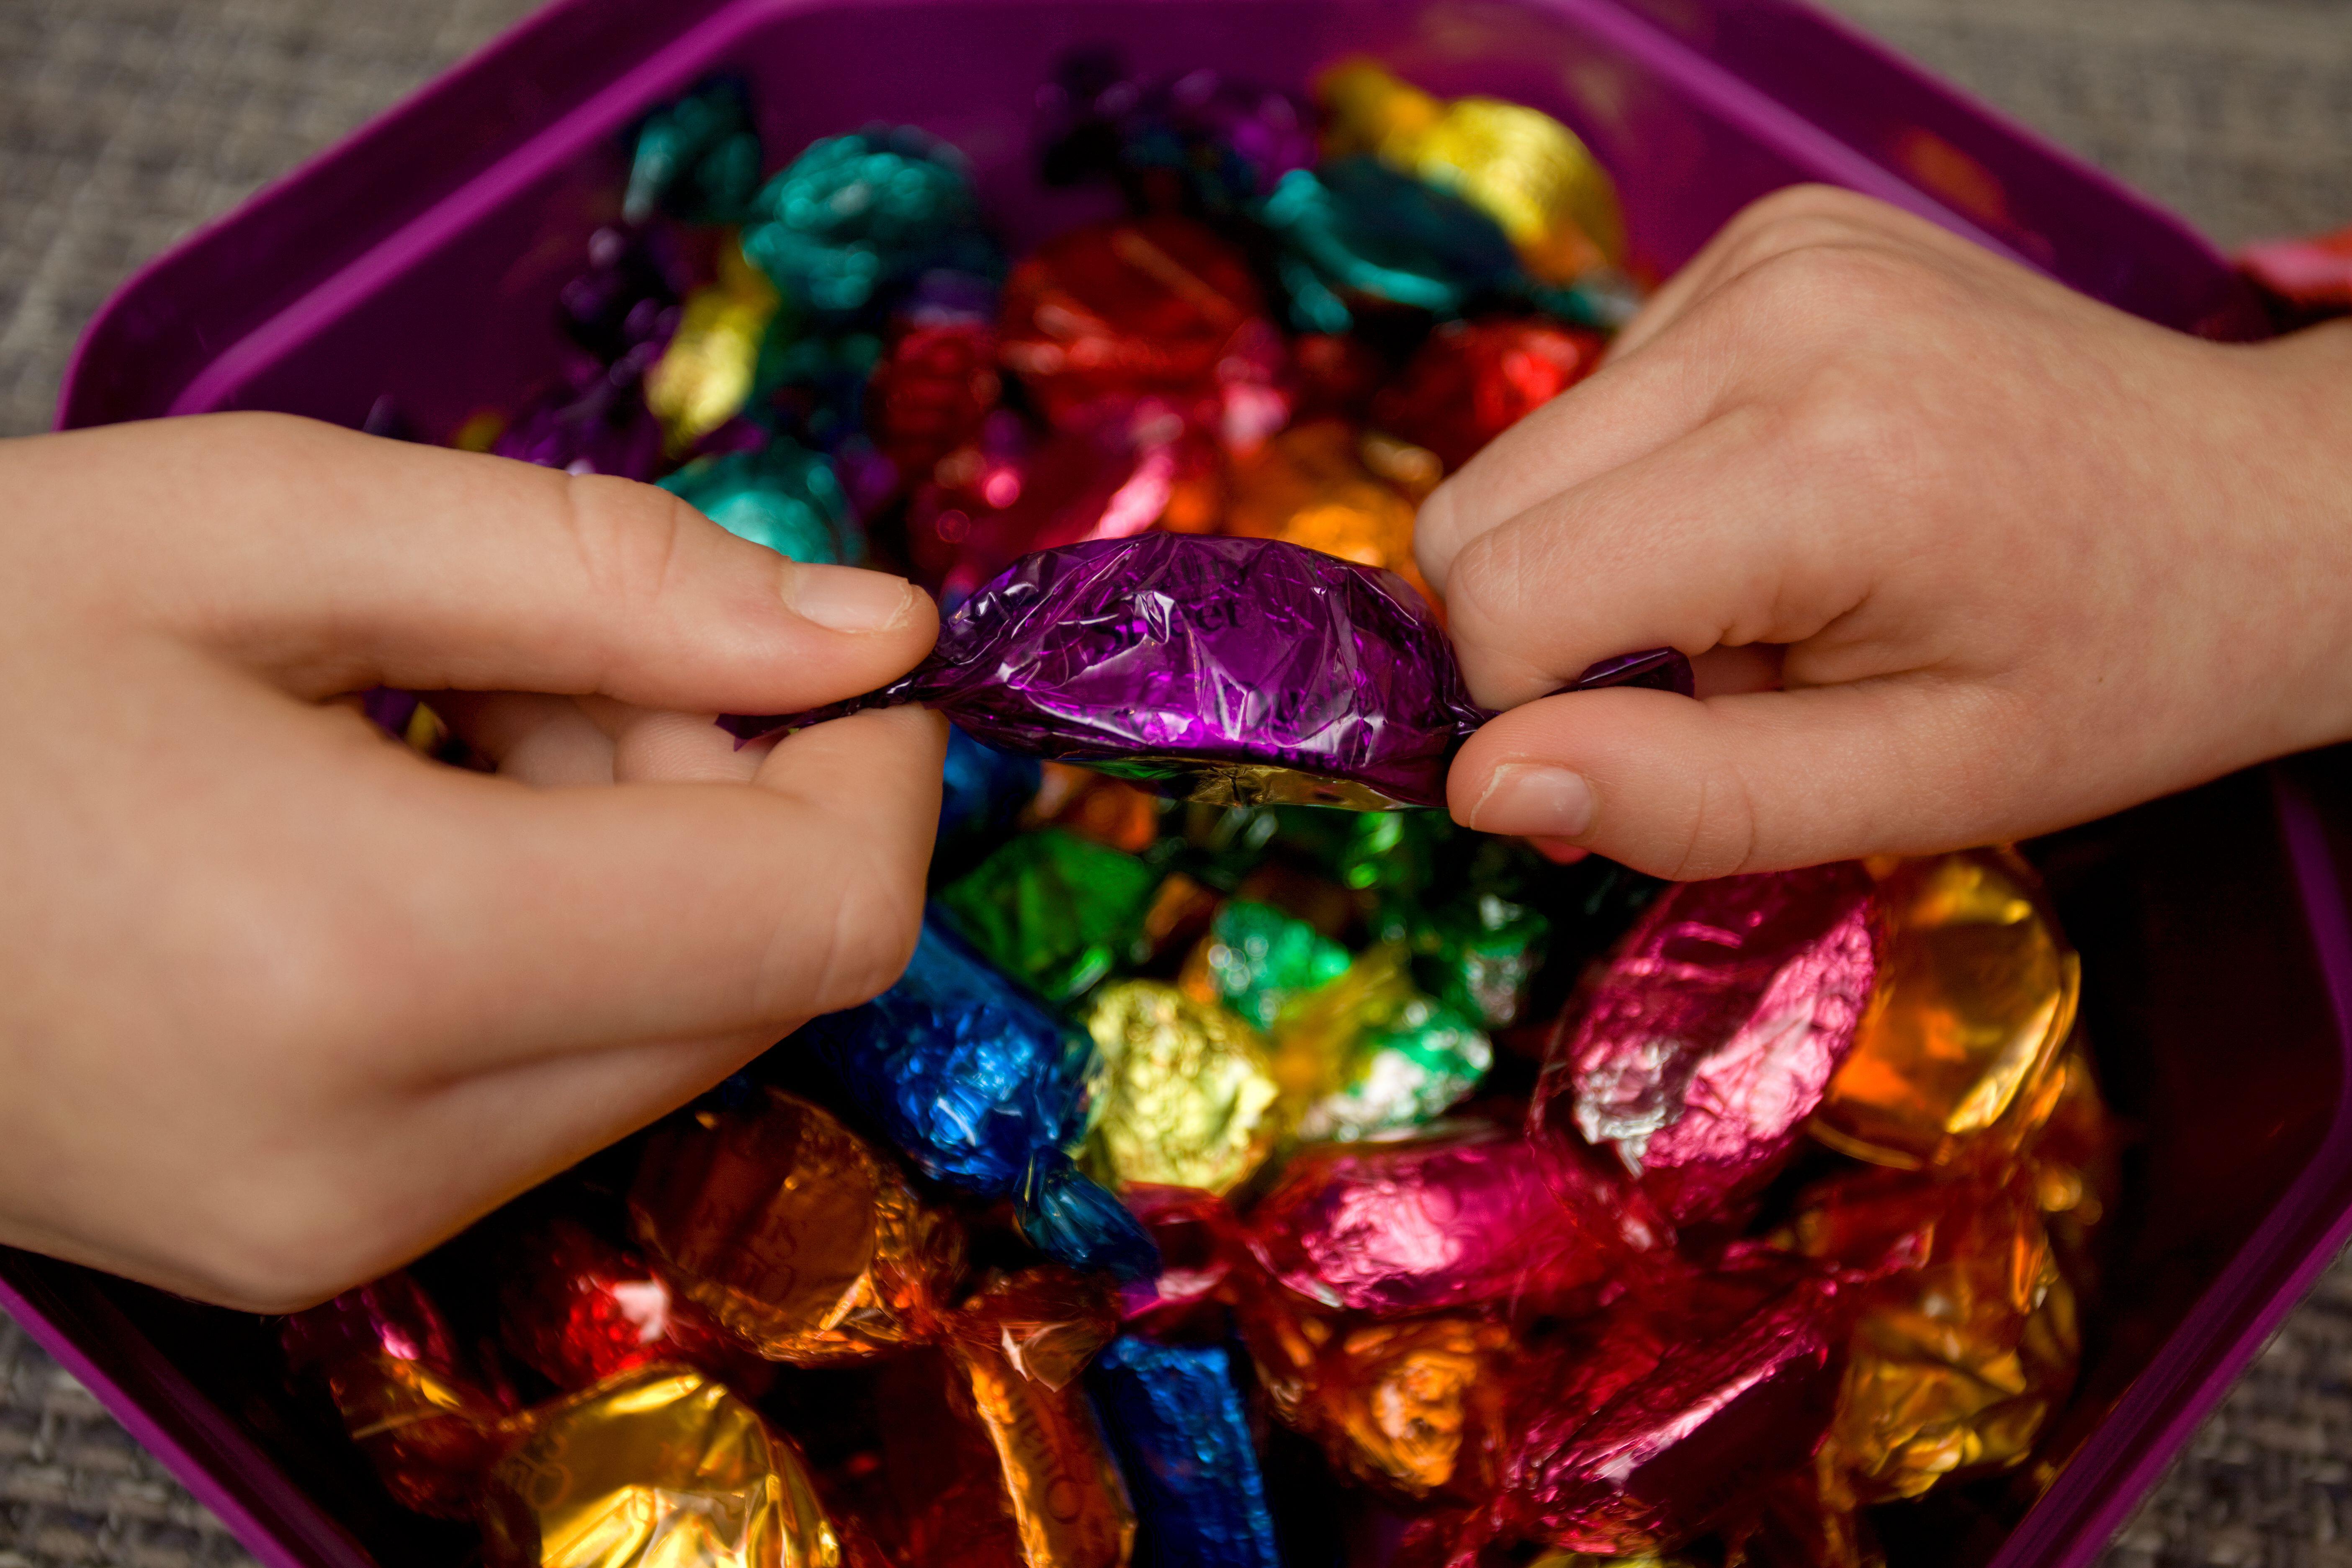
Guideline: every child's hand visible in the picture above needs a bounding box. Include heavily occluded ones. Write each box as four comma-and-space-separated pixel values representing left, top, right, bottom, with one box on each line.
0, 414, 945, 1310
1421, 185, 2352, 879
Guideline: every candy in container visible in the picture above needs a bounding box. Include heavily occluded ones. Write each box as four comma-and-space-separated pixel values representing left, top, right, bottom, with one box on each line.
627, 1088, 963, 1364
794, 915, 1158, 1277
1040, 54, 1316, 214
644, 245, 785, 455
868, 319, 1002, 479
1180, 898, 1351, 1030
1083, 979, 1284, 1195
476, 1365, 845, 1568
495, 1216, 772, 1395
723, 533, 1692, 809
1222, 418, 1429, 597
937, 828, 1163, 1002
658, 440, 862, 564
1271, 941, 1494, 1140
624, 79, 762, 225
1538, 862, 1880, 1226
558, 227, 682, 369
1369, 317, 1606, 472
1260, 157, 1525, 331
1086, 1336, 1282, 1568
742, 127, 992, 319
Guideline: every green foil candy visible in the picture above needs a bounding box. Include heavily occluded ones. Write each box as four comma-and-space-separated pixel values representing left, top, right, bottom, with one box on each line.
1275, 943, 1492, 1141
936, 828, 1162, 1004
1410, 891, 1550, 1031
657, 442, 861, 564
743, 128, 987, 318
1180, 900, 1351, 1031
625, 82, 764, 226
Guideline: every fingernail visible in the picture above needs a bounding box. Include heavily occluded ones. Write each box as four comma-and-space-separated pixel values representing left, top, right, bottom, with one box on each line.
789, 566, 914, 633
1469, 763, 1596, 838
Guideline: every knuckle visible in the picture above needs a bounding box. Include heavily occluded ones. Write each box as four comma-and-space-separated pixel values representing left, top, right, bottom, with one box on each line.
555, 474, 708, 618
1664, 767, 1763, 882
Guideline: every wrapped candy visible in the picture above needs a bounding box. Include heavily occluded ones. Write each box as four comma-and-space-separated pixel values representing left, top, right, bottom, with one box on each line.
1811, 851, 2082, 1171
1086, 1337, 1282, 1568
1274, 1313, 1513, 1504
1780, 1169, 2079, 1506
1240, 1120, 1643, 1318
744, 128, 995, 319
723, 533, 1692, 810
1223, 419, 1429, 598
558, 227, 682, 369
496, 1217, 770, 1395
658, 440, 862, 564
1259, 158, 1525, 332
937, 828, 1164, 1002
869, 320, 1003, 480
280, 1272, 518, 1518
940, 723, 1045, 848
1023, 762, 1166, 854
628, 1088, 964, 1364
796, 914, 1158, 1278
1318, 59, 1626, 283
1040, 54, 1317, 214
624, 79, 762, 225
756, 330, 885, 452
477, 1365, 844, 1568
1276, 943, 1493, 1141
1370, 318, 1606, 472
645, 245, 785, 454
1084, 980, 1282, 1194
1538, 863, 1880, 1226
1406, 888, 1551, 1032
494, 370, 663, 480
1179, 898, 1351, 1030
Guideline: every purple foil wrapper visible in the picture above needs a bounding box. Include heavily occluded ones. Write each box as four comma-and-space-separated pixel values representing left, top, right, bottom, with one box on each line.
1532, 864, 1880, 1227
492, 368, 664, 480
722, 533, 1691, 810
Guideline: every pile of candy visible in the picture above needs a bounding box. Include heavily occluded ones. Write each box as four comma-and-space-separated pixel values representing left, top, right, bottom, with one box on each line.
302, 56, 2118, 1568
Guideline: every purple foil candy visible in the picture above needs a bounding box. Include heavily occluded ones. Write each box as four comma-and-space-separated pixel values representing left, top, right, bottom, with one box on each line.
722, 533, 1689, 811
493, 369, 664, 481
1533, 864, 1880, 1227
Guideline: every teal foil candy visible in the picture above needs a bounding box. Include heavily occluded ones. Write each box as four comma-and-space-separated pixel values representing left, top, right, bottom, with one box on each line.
1259, 157, 1523, 330
657, 441, 861, 564
744, 128, 993, 318
625, 81, 763, 225
937, 828, 1162, 1004
1087, 1337, 1282, 1568
1193, 899, 1350, 1030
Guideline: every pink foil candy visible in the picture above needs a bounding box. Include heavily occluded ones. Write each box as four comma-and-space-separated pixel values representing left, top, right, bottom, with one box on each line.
1534, 865, 1879, 1226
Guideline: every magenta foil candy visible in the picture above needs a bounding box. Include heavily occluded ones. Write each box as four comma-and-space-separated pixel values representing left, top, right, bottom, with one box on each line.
1534, 864, 1880, 1226
722, 533, 1691, 810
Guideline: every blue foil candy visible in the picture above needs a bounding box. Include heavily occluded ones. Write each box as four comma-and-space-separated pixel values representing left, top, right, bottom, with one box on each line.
795, 913, 1158, 1279
1088, 1338, 1284, 1568
940, 724, 1043, 845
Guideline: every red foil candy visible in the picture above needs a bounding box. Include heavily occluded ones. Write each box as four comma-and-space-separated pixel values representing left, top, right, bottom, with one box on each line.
495, 1216, 771, 1396
1370, 317, 1606, 472
1535, 864, 1879, 1227
870, 321, 1003, 481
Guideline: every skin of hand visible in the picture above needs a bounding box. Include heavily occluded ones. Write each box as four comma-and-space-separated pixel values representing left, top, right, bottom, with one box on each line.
0, 412, 947, 1312
1418, 183, 2352, 881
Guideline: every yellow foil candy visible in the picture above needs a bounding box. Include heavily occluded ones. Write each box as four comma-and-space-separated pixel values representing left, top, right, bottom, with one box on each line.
1317, 59, 1626, 282
646, 242, 782, 454
1811, 851, 2082, 1170
1083, 981, 1282, 1194
1225, 421, 1428, 599
480, 1365, 842, 1568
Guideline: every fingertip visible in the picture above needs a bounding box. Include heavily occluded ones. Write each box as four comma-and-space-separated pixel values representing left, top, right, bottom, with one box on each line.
784, 564, 932, 641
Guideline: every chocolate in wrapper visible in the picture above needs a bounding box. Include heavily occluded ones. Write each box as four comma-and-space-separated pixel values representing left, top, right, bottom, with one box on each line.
1224, 420, 1429, 599
869, 320, 1002, 479
625, 80, 762, 225
494, 371, 663, 480
1539, 863, 1879, 1226
645, 245, 784, 454
1782, 1168, 2079, 1505
1086, 1337, 1282, 1568
560, 227, 683, 368
1318, 60, 1626, 283
941, 723, 1044, 847
1277, 943, 1493, 1141
1812, 852, 2081, 1172
497, 1217, 769, 1395
1408, 888, 1551, 1032
797, 914, 1158, 1278
1084, 980, 1282, 1195
744, 128, 993, 319
1041, 54, 1316, 214
478, 1365, 843, 1568
938, 828, 1163, 1002
1179, 898, 1351, 1030
1260, 158, 1524, 332
1242, 1120, 1641, 1318
724, 533, 1690, 809
280, 1272, 518, 1518
1370, 318, 1605, 472
628, 1088, 963, 1363
659, 441, 862, 564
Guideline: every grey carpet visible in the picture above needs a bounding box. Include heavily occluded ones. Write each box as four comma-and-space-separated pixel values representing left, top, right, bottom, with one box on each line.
4, 0, 2352, 1564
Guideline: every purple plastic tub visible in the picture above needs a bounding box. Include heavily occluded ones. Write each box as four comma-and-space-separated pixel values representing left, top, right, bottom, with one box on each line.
5, 1, 2334, 1565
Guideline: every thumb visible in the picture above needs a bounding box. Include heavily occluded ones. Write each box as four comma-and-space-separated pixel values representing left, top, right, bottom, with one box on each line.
67, 413, 936, 713
1449, 680, 2021, 879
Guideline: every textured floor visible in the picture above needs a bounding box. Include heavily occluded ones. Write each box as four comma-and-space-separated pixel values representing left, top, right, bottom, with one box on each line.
5, 0, 2352, 1564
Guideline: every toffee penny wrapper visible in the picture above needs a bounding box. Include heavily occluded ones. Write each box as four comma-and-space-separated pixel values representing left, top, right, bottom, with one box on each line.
628, 1088, 963, 1364
478, 1365, 844, 1568
1086, 1337, 1282, 1568
1539, 863, 1880, 1226
280, 1272, 519, 1519
937, 828, 1163, 1003
1370, 318, 1606, 472
497, 1217, 772, 1396
1811, 851, 2081, 1172
796, 913, 1158, 1279
722, 533, 1690, 810
1083, 979, 1284, 1195
1783, 1167, 2080, 1506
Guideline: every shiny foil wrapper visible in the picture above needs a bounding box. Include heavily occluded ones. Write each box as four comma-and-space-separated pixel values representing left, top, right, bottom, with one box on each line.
937, 827, 1163, 1002
940, 723, 1045, 847
797, 914, 1157, 1279
1783, 1167, 2080, 1506
628, 1088, 963, 1364
869, 320, 1003, 480
1318, 59, 1626, 283
658, 440, 863, 564
1084, 979, 1283, 1195
1224, 420, 1431, 600
1812, 852, 2082, 1172
1040, 54, 1317, 214
497, 1217, 769, 1396
1260, 157, 1524, 332
1242, 1120, 1642, 1318
1179, 897, 1352, 1031
1540, 863, 1880, 1226
280, 1272, 519, 1519
1408, 888, 1551, 1032
645, 245, 784, 454
479, 1365, 844, 1568
1086, 1337, 1282, 1568
1370, 318, 1606, 472
1260, 1311, 1514, 1504
743, 127, 993, 319
559, 226, 682, 368
1023, 762, 1166, 854
494, 370, 664, 481
1283, 945, 1493, 1142
625, 80, 762, 225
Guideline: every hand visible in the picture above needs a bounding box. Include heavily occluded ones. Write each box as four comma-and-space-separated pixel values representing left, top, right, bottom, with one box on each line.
1418, 184, 2352, 880
0, 413, 945, 1311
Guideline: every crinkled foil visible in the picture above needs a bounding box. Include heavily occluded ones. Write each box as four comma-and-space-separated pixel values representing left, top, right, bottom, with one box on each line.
645, 244, 782, 454
1179, 898, 1352, 1031
658, 439, 862, 564
1083, 979, 1283, 1194
937, 828, 1163, 1002
1370, 317, 1605, 472
1086, 1337, 1282, 1568
1274, 941, 1493, 1140
497, 1216, 769, 1396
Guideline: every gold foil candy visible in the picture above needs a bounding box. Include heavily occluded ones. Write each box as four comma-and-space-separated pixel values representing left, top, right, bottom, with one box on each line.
646, 241, 783, 454
1224, 420, 1429, 601
480, 1365, 843, 1568
1811, 851, 2082, 1171
1316, 59, 1626, 283
1082, 981, 1282, 1195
